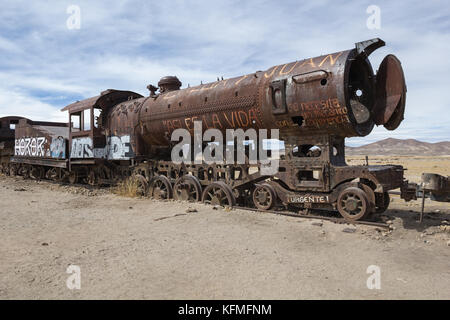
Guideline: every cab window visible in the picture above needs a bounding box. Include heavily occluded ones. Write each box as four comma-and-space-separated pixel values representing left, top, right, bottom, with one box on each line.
71, 112, 81, 132
94, 108, 102, 128
83, 109, 91, 131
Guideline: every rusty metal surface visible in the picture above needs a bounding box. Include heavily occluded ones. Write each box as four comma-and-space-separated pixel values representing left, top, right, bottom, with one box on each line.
372, 55, 407, 129
0, 116, 28, 171
13, 118, 69, 159
11, 157, 68, 168
421, 173, 450, 202
131, 38, 406, 148
0, 116, 27, 140
104, 97, 146, 156
61, 89, 143, 113
139, 49, 356, 146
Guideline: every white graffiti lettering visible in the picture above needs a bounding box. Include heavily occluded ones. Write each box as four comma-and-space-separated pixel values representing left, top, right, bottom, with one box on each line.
14, 137, 46, 157
71, 137, 93, 158
288, 195, 329, 203
70, 135, 133, 160
107, 135, 131, 160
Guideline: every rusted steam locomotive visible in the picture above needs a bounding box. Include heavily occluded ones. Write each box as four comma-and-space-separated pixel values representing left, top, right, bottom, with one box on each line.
1, 38, 417, 221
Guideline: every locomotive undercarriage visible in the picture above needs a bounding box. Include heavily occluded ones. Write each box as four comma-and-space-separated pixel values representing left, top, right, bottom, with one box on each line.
3, 134, 412, 222
2, 158, 401, 222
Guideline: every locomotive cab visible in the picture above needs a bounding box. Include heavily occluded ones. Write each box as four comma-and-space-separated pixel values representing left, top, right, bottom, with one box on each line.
62, 89, 143, 163
65, 102, 104, 162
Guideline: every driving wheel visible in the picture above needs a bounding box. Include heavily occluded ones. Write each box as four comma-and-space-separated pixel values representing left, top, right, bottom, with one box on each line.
375, 192, 390, 213
133, 174, 149, 197
174, 175, 202, 201
202, 181, 236, 207
252, 184, 276, 210
337, 187, 370, 221
149, 175, 173, 200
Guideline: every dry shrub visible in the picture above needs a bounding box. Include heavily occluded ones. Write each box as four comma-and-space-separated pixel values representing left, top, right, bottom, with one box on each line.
113, 176, 142, 197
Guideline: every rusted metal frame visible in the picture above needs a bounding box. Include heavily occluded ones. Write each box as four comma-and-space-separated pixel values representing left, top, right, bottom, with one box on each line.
152, 159, 265, 190
330, 166, 387, 193
421, 173, 450, 200
11, 157, 68, 168
265, 179, 336, 206
68, 107, 94, 170
276, 159, 329, 192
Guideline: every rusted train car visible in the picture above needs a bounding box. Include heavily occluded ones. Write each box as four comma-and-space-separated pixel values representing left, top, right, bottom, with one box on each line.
0, 116, 28, 175
10, 118, 69, 179
6, 38, 417, 221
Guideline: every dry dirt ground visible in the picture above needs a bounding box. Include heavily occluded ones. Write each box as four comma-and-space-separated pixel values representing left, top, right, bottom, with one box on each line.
0, 157, 449, 300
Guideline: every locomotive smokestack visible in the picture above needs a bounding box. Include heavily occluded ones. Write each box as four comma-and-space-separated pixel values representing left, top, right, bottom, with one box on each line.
158, 76, 182, 93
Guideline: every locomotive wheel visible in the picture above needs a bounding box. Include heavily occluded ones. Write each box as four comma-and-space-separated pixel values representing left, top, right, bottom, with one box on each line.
68, 171, 78, 184
375, 192, 390, 214
361, 184, 376, 214
9, 165, 16, 176
133, 174, 148, 197
202, 181, 236, 207
173, 175, 202, 202
87, 170, 98, 186
149, 175, 173, 200
252, 184, 276, 210
46, 168, 60, 181
337, 187, 370, 221
133, 167, 153, 183
19, 166, 29, 178
30, 166, 44, 180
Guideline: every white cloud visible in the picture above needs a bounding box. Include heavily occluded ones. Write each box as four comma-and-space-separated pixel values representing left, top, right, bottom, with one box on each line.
0, 35, 22, 53
0, 88, 67, 122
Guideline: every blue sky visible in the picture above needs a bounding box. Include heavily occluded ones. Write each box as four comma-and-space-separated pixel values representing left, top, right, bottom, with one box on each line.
0, 0, 449, 146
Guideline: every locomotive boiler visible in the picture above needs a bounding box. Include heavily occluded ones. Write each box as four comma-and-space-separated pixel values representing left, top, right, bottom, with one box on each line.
134, 38, 406, 149
7, 38, 415, 221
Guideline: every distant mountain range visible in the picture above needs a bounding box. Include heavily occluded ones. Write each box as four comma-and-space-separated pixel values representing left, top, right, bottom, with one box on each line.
346, 138, 450, 156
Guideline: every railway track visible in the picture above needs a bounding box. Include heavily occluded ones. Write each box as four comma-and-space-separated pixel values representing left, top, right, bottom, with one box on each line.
233, 206, 391, 229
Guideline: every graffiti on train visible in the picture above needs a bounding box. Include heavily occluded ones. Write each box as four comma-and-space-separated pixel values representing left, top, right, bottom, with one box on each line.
15, 136, 66, 159
70, 137, 93, 158
70, 135, 134, 160
15, 137, 46, 157
49, 136, 66, 158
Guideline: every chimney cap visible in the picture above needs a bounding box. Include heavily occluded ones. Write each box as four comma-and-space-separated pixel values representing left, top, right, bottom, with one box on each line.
158, 76, 181, 93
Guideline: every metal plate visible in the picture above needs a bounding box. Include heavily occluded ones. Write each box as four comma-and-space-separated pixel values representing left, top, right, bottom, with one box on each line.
372, 54, 406, 130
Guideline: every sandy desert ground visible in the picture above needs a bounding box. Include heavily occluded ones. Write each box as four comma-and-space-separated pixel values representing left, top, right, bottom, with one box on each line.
0, 156, 449, 300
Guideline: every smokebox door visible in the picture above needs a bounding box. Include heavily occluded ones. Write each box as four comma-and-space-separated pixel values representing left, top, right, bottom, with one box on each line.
372, 54, 406, 130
